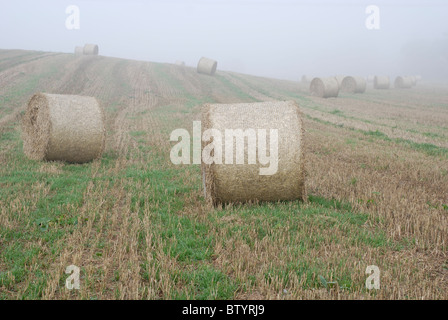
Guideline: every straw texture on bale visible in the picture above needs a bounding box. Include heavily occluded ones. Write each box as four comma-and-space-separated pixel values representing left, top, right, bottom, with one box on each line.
341, 76, 366, 93
310, 77, 339, 98
394, 76, 413, 89
74, 46, 84, 55
83, 44, 99, 55
374, 76, 390, 89
201, 100, 305, 205
197, 57, 217, 75
22, 93, 105, 163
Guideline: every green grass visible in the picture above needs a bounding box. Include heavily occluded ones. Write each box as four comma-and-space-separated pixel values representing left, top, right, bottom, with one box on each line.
0, 127, 117, 299
307, 115, 448, 159
171, 265, 239, 299
362, 130, 448, 158
214, 74, 257, 102
226, 73, 276, 99
0, 60, 61, 119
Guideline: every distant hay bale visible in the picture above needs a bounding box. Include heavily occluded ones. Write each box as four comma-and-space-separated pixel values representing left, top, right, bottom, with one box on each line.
201, 100, 305, 205
74, 46, 83, 55
341, 76, 366, 93
301, 75, 312, 83
83, 44, 99, 55
415, 75, 422, 81
334, 75, 345, 89
374, 76, 390, 89
367, 75, 375, 82
310, 77, 339, 98
394, 76, 413, 89
22, 93, 105, 163
175, 60, 186, 66
197, 57, 217, 75
410, 76, 417, 86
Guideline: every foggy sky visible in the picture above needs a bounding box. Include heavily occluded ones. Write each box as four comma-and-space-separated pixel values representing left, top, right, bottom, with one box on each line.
1, 0, 447, 80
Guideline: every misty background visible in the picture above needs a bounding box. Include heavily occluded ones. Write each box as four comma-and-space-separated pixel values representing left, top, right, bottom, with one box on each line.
1, 0, 447, 81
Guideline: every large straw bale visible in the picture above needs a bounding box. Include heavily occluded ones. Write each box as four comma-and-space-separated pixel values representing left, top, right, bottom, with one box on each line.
22, 93, 105, 163
394, 76, 413, 88
197, 57, 217, 75
310, 77, 339, 98
341, 76, 366, 93
374, 76, 390, 89
74, 46, 84, 55
201, 100, 305, 205
83, 44, 99, 55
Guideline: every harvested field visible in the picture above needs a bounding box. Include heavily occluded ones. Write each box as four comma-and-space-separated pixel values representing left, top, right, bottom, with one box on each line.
0, 49, 447, 300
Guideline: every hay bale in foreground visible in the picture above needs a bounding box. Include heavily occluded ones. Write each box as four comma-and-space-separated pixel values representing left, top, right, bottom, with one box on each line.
394, 76, 413, 89
341, 76, 366, 93
83, 44, 99, 55
201, 101, 305, 205
197, 57, 217, 75
74, 46, 84, 55
374, 76, 390, 89
310, 77, 339, 98
22, 93, 105, 163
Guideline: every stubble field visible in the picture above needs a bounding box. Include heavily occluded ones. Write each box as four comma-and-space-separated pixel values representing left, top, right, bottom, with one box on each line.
0, 49, 447, 299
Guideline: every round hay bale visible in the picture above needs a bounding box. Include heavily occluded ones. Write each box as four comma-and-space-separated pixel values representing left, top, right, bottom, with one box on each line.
409, 76, 417, 86
334, 75, 345, 89
394, 76, 413, 89
341, 76, 366, 93
83, 44, 99, 55
175, 60, 186, 66
197, 57, 217, 75
74, 46, 84, 55
367, 75, 375, 82
22, 93, 105, 163
201, 100, 305, 205
373, 76, 390, 89
310, 77, 339, 98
